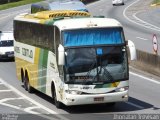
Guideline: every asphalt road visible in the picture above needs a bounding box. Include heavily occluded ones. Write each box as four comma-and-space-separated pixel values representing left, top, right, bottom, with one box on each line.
0, 0, 160, 120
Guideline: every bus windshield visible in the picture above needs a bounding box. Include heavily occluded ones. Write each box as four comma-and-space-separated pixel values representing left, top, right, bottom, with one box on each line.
64, 46, 128, 84
0, 40, 13, 47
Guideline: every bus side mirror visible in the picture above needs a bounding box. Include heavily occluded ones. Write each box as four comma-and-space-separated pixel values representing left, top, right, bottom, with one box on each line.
127, 40, 137, 60
58, 44, 65, 65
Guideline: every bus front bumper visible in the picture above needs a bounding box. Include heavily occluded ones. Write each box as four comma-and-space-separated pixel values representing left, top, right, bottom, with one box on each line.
63, 91, 128, 106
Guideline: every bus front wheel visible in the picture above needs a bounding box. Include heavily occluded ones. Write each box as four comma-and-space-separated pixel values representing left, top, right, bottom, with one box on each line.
52, 85, 62, 108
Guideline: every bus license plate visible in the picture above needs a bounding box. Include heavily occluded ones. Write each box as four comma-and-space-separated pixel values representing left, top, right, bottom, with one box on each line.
94, 97, 104, 101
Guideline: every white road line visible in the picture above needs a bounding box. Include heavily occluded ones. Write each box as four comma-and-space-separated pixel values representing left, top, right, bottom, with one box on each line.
0, 90, 12, 92
136, 37, 148, 41
132, 11, 160, 31
0, 103, 59, 120
24, 106, 58, 120
123, 0, 140, 22
0, 97, 59, 119
24, 106, 41, 113
129, 72, 160, 85
0, 78, 69, 120
0, 102, 21, 110
0, 97, 24, 103
0, 102, 41, 115
125, 101, 144, 109
0, 83, 3, 85
123, 0, 160, 32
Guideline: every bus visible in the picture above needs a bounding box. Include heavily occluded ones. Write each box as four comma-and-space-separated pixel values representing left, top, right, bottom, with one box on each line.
13, 10, 136, 108
31, 0, 89, 13
0, 31, 14, 60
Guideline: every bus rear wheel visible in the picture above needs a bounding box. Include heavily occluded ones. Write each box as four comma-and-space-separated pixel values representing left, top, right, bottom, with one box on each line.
24, 73, 33, 93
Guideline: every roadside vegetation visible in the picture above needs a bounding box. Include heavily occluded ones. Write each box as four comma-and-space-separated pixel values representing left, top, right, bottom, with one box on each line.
152, 0, 160, 5
0, 0, 43, 10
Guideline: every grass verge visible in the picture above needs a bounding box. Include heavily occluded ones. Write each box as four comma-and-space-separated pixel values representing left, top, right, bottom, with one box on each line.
152, 0, 160, 5
0, 0, 43, 10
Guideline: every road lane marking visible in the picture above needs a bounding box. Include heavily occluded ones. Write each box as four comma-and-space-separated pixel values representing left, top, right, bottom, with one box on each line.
0, 97, 59, 120
0, 97, 24, 103
0, 90, 12, 92
24, 106, 61, 120
0, 78, 69, 120
24, 106, 40, 114
0, 83, 3, 85
0, 102, 22, 110
123, 0, 160, 32
136, 37, 148, 41
0, 101, 59, 120
132, 11, 160, 31
129, 72, 160, 85
24, 106, 41, 113
125, 101, 144, 109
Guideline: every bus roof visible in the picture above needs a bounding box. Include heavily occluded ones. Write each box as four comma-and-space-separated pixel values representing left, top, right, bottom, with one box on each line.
14, 10, 90, 22
54, 18, 122, 31
14, 10, 122, 30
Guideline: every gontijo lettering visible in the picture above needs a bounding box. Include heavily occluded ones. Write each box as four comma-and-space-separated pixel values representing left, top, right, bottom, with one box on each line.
22, 48, 33, 58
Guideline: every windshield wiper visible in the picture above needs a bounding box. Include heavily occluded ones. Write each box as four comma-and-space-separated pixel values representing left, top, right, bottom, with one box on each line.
83, 61, 97, 83
101, 66, 114, 81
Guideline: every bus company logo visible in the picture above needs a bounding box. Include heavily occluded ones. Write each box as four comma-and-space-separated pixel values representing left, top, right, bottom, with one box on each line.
22, 48, 33, 58
82, 86, 91, 89
80, 85, 92, 90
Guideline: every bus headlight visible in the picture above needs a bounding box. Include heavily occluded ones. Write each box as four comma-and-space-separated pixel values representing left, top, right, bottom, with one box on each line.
115, 86, 129, 92
65, 90, 82, 95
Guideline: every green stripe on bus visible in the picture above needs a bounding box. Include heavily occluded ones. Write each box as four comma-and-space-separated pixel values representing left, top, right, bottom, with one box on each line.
41, 49, 48, 93
38, 49, 48, 93
38, 49, 43, 91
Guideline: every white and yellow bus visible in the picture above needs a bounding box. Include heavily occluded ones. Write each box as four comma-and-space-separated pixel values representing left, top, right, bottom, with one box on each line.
13, 10, 136, 108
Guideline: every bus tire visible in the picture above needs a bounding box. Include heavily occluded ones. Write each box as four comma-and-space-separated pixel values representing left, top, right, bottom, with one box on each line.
23, 76, 28, 91
52, 85, 62, 109
21, 69, 24, 83
24, 72, 34, 93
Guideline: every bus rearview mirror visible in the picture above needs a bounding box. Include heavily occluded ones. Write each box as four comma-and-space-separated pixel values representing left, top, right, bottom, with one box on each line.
127, 40, 137, 60
58, 44, 65, 65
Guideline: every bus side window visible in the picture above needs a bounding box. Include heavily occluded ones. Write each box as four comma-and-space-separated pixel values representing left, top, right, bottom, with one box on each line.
54, 27, 60, 54
48, 26, 55, 52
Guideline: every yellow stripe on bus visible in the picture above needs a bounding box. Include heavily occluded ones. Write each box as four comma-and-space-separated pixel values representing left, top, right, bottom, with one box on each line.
32, 48, 40, 88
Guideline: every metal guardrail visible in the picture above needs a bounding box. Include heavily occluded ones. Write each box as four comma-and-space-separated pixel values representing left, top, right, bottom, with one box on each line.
129, 49, 160, 77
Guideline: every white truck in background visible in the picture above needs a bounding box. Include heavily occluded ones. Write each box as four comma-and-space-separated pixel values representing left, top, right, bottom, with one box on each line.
0, 31, 14, 60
